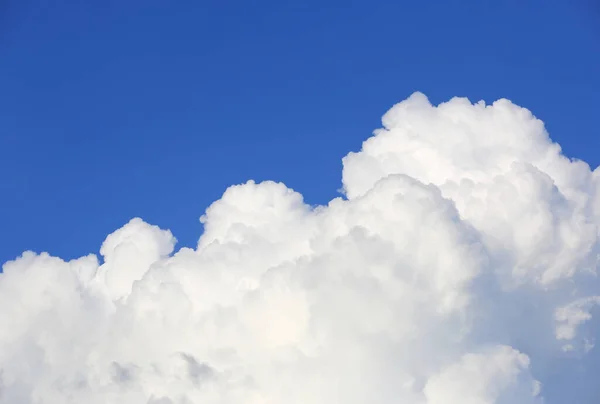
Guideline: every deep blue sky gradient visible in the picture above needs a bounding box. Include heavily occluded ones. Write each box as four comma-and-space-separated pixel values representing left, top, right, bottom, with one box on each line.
1, 0, 599, 265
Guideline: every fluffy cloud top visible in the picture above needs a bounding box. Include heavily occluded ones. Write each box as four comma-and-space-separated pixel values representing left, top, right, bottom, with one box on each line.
2, 93, 599, 403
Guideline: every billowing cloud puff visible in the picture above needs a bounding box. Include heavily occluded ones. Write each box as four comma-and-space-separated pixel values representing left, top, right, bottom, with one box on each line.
1, 93, 599, 403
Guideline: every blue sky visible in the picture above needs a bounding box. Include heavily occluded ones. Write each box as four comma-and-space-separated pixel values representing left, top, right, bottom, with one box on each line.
1, 0, 599, 265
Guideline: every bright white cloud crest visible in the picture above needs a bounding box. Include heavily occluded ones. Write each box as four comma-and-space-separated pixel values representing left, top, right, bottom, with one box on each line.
2, 93, 600, 403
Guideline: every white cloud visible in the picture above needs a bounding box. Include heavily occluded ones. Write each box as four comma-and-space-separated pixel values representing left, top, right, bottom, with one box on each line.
1, 93, 599, 403
423, 346, 540, 404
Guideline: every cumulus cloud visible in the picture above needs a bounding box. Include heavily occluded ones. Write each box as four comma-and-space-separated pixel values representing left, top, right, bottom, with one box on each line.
1, 92, 600, 403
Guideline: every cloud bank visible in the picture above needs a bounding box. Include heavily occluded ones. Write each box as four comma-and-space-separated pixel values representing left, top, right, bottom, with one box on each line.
2, 93, 600, 403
